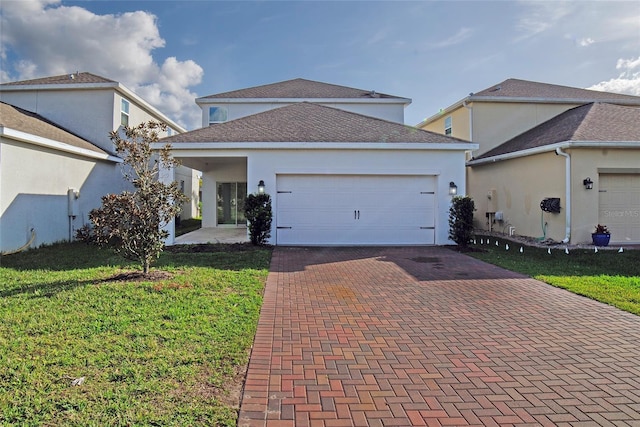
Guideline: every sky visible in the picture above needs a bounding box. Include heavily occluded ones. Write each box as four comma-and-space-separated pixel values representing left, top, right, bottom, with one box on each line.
1, 0, 639, 130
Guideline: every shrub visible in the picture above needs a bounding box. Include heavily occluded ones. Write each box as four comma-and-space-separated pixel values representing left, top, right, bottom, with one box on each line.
448, 196, 475, 248
244, 194, 272, 245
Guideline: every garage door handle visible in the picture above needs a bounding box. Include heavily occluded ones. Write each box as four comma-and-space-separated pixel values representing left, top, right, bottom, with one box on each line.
354, 210, 360, 220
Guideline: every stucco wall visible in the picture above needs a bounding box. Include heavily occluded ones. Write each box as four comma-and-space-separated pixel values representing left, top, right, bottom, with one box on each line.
468, 151, 567, 242
419, 106, 471, 142
178, 148, 466, 245
0, 138, 123, 252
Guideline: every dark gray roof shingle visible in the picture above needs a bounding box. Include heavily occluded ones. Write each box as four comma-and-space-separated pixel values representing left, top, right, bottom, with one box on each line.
0, 102, 108, 155
473, 78, 640, 103
475, 103, 640, 159
164, 102, 467, 144
1, 72, 115, 86
199, 78, 404, 100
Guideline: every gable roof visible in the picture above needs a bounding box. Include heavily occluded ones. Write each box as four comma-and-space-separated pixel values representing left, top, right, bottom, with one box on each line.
198, 78, 409, 102
0, 72, 116, 86
0, 101, 119, 161
472, 78, 640, 103
473, 103, 640, 161
163, 102, 467, 144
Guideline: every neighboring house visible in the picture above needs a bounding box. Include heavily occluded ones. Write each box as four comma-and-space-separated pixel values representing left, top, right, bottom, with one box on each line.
418, 78, 640, 157
418, 78, 640, 245
0, 72, 201, 252
0, 102, 121, 251
160, 79, 476, 246
467, 103, 640, 245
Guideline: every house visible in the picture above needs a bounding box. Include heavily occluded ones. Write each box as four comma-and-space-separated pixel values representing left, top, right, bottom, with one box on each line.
418, 79, 640, 245
0, 102, 121, 252
0, 72, 200, 252
418, 78, 640, 157
159, 79, 477, 246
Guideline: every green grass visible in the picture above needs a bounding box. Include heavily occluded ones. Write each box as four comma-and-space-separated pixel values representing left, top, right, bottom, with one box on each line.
0, 242, 271, 426
467, 234, 640, 315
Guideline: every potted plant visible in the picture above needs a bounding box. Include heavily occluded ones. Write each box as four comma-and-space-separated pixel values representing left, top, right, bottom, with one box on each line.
592, 224, 611, 247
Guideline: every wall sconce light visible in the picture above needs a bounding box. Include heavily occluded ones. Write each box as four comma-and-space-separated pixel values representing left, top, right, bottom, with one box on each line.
258, 180, 265, 194
449, 181, 458, 196
583, 177, 593, 190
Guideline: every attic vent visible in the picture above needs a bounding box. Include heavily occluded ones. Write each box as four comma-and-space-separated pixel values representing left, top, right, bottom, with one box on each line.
69, 74, 75, 80
489, 85, 502, 92
369, 90, 379, 98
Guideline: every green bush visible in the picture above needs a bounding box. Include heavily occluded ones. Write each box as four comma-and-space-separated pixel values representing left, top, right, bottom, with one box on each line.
448, 196, 475, 248
244, 193, 273, 245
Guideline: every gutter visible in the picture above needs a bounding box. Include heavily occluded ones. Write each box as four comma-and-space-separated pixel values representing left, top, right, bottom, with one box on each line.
467, 141, 640, 166
555, 147, 571, 243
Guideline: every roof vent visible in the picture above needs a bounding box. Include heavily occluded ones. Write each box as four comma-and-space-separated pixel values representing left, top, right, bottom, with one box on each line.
369, 90, 379, 98
489, 85, 502, 92
69, 74, 75, 80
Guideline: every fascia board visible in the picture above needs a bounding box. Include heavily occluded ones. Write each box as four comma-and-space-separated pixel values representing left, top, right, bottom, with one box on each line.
467, 96, 640, 105
0, 126, 123, 163
467, 141, 640, 166
152, 141, 478, 151
416, 98, 468, 127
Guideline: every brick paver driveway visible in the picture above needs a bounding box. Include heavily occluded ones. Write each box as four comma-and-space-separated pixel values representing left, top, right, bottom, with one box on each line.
238, 247, 640, 426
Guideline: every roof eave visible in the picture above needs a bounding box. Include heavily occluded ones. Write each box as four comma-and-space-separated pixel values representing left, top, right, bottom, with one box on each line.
152, 141, 477, 151
467, 141, 640, 166
0, 126, 123, 163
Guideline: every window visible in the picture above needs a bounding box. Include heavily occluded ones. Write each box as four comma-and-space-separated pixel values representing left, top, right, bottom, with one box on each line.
167, 128, 173, 137
121, 99, 130, 126
209, 107, 228, 124
444, 116, 452, 136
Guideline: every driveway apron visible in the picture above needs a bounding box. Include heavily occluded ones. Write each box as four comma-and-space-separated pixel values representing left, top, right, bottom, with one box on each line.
238, 247, 640, 426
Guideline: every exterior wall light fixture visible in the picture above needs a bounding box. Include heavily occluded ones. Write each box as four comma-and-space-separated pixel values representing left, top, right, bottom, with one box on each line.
258, 180, 265, 194
449, 181, 458, 196
583, 177, 593, 190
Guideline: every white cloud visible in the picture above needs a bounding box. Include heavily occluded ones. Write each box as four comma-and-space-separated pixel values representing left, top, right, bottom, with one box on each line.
588, 56, 640, 96
579, 37, 595, 47
425, 28, 473, 49
0, 0, 203, 129
514, 1, 574, 42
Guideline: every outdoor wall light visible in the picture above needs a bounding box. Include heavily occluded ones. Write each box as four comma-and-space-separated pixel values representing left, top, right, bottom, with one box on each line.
449, 181, 458, 196
583, 177, 594, 190
258, 180, 265, 194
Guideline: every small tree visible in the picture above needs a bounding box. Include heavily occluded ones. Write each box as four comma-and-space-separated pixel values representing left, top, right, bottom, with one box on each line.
448, 196, 475, 249
244, 193, 272, 245
78, 121, 188, 274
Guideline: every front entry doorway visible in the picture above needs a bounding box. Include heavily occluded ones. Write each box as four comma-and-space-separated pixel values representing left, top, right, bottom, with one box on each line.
217, 182, 247, 227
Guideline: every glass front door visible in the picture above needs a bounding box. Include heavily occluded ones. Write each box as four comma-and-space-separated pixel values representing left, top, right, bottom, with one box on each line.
217, 182, 247, 226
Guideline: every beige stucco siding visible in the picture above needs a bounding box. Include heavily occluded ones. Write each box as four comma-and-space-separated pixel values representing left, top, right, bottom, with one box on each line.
468, 152, 566, 241
420, 105, 470, 141
471, 103, 580, 155
571, 148, 640, 244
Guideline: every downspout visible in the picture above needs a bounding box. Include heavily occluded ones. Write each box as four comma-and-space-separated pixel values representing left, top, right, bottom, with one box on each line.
555, 147, 571, 243
462, 98, 473, 141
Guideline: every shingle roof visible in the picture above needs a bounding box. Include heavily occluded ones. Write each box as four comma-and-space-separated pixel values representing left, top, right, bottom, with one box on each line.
475, 103, 640, 159
0, 72, 115, 86
163, 102, 467, 144
0, 102, 108, 155
199, 78, 405, 100
472, 78, 640, 103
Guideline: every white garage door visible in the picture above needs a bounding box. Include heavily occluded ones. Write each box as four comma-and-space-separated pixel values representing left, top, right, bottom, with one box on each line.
599, 173, 640, 243
276, 174, 436, 245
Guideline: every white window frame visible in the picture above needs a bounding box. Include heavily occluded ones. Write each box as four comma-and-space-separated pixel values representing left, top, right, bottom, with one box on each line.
121, 99, 130, 126
209, 107, 228, 124
444, 116, 452, 136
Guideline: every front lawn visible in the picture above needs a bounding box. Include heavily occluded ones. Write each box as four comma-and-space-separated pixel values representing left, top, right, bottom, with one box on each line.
467, 235, 640, 315
0, 242, 271, 426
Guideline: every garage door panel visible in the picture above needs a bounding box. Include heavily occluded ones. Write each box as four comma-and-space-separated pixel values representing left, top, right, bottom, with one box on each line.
599, 173, 640, 243
276, 174, 436, 245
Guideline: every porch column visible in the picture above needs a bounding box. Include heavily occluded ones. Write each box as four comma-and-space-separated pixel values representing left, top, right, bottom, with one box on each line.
158, 163, 176, 245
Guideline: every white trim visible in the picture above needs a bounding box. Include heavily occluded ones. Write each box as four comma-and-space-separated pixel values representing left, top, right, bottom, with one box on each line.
152, 141, 478, 151
467, 141, 640, 166
0, 126, 123, 163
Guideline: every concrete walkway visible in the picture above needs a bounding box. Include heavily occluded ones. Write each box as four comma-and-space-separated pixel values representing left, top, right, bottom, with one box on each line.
238, 246, 640, 427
